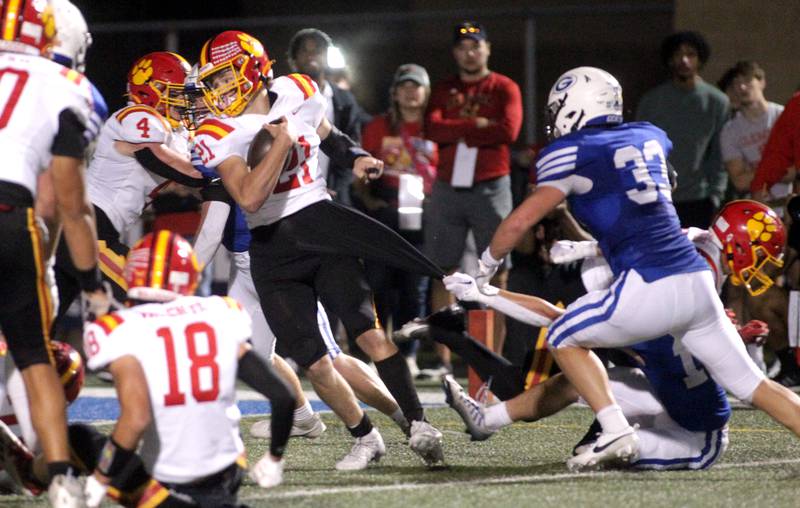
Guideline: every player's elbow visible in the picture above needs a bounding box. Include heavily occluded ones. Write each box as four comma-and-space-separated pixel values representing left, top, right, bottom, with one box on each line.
239, 196, 263, 214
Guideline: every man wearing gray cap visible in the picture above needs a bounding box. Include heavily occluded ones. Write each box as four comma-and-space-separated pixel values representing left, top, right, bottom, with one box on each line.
357, 63, 438, 377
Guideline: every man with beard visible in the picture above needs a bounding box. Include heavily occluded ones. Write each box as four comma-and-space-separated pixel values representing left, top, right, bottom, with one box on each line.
424, 21, 522, 365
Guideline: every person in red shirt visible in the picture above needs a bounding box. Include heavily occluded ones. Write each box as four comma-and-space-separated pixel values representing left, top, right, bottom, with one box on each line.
356, 63, 438, 376
750, 92, 800, 198
424, 21, 523, 362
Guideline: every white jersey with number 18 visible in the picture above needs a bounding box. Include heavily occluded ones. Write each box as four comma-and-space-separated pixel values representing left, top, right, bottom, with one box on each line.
83, 295, 251, 484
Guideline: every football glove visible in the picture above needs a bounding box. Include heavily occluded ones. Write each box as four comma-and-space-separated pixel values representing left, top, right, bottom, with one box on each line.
80, 282, 116, 322
476, 248, 502, 288
739, 319, 769, 346
549, 240, 599, 264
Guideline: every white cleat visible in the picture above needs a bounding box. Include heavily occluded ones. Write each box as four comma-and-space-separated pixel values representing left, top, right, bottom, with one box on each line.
250, 455, 285, 489
48, 474, 86, 508
441, 374, 495, 441
335, 428, 386, 471
250, 413, 327, 440
408, 420, 445, 467
566, 425, 640, 472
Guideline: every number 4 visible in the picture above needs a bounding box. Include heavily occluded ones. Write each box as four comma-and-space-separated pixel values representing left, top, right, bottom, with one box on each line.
136, 117, 151, 138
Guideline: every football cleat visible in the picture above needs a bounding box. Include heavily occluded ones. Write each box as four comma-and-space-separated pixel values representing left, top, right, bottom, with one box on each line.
572, 419, 602, 456
48, 474, 85, 508
408, 420, 445, 467
441, 374, 494, 441
335, 428, 386, 471
566, 425, 639, 472
250, 413, 326, 440
250, 455, 284, 488
392, 303, 466, 344
0, 419, 42, 495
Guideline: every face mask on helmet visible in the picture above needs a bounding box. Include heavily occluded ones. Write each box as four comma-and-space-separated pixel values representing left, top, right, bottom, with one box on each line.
127, 52, 191, 129
50, 0, 90, 72
198, 30, 273, 117
0, 0, 57, 57
124, 230, 202, 303
181, 63, 212, 130
545, 66, 623, 141
711, 199, 785, 296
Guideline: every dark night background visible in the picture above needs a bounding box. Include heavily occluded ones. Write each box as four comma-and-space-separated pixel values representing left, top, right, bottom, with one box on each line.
72, 0, 675, 145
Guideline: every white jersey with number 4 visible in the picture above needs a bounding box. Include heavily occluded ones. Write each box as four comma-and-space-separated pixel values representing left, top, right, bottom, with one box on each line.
194, 73, 329, 228
0, 52, 103, 197
83, 295, 251, 484
87, 105, 191, 234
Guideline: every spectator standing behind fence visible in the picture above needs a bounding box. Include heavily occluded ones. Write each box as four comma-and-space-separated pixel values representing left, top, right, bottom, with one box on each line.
356, 64, 437, 377
288, 28, 371, 206
637, 31, 729, 228
424, 21, 522, 362
750, 91, 800, 200
721, 61, 790, 207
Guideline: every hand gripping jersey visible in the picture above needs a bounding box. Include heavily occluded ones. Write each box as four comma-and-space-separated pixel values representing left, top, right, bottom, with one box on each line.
87, 105, 191, 234
194, 73, 329, 227
0, 52, 106, 197
536, 122, 708, 282
83, 295, 250, 484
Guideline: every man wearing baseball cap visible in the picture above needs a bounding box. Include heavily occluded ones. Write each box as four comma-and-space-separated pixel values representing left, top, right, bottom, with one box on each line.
423, 21, 523, 366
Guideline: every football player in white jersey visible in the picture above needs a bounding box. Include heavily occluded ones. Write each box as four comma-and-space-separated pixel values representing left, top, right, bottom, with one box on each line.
0, 0, 108, 503
53, 50, 207, 328
0, 339, 84, 496
195, 29, 445, 467
82, 231, 296, 507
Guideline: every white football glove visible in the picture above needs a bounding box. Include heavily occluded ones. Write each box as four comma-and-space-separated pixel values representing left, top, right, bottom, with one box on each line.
250, 455, 284, 489
476, 248, 502, 288
444, 272, 486, 302
549, 240, 599, 264
84, 474, 107, 508
80, 282, 117, 322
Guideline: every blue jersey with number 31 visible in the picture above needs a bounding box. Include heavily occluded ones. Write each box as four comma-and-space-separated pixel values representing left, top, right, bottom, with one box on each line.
535, 122, 708, 282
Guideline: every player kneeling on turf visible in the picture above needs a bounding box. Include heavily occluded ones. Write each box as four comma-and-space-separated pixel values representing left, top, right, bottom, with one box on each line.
82, 231, 296, 507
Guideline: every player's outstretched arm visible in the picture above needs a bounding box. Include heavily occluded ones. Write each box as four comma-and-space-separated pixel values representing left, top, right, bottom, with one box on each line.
193, 200, 230, 267
317, 117, 383, 180
217, 118, 295, 213
443, 272, 562, 327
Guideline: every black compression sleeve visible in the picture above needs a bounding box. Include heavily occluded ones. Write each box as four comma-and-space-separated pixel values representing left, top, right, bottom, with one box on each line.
200, 180, 234, 204
319, 125, 371, 169
134, 148, 209, 188
51, 109, 88, 158
238, 350, 296, 457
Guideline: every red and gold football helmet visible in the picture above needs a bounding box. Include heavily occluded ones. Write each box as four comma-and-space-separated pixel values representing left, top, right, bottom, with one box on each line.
0, 0, 56, 56
51, 340, 84, 404
197, 30, 273, 117
127, 51, 191, 129
124, 230, 201, 302
710, 199, 785, 296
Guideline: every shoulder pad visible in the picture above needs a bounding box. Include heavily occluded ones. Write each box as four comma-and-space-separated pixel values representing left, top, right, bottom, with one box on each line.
115, 105, 170, 143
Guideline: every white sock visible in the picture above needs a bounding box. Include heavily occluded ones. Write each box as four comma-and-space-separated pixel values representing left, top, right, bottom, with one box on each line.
294, 400, 314, 422
483, 402, 512, 432
596, 404, 628, 434
390, 408, 407, 429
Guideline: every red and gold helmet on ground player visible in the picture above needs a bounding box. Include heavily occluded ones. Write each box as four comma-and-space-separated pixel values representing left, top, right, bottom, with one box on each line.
124, 230, 201, 302
197, 30, 273, 117
710, 199, 785, 296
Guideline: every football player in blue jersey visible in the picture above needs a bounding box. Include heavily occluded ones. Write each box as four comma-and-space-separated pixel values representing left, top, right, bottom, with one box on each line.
471, 66, 800, 471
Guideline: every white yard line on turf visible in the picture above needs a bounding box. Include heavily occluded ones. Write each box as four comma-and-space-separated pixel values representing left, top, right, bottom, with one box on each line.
241, 458, 800, 500
79, 387, 448, 405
